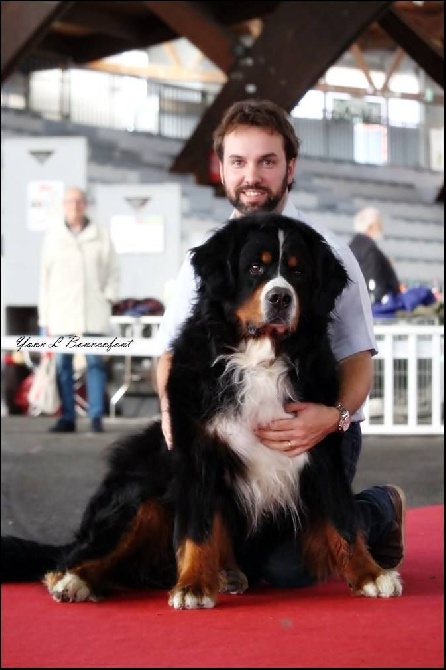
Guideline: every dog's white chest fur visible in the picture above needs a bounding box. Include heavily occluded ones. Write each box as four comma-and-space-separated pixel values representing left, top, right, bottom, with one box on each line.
209, 338, 308, 529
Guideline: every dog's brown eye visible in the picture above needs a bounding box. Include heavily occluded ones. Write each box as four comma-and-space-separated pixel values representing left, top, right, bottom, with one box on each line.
287, 256, 302, 276
249, 264, 264, 276
286, 262, 302, 276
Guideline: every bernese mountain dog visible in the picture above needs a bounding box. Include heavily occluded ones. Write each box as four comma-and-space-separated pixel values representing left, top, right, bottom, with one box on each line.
1, 212, 402, 608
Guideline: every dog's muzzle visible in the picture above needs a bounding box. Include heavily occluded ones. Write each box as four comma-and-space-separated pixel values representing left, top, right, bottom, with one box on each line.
263, 285, 296, 329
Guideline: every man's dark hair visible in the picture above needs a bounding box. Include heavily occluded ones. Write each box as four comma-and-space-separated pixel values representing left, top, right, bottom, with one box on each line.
213, 99, 301, 163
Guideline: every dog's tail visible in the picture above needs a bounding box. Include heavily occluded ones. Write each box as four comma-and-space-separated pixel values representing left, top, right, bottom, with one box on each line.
1, 535, 72, 582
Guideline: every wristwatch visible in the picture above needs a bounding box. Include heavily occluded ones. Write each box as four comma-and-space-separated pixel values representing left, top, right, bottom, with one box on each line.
334, 402, 351, 432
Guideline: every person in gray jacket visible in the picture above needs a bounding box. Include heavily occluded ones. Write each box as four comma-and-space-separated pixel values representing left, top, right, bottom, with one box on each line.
38, 186, 120, 433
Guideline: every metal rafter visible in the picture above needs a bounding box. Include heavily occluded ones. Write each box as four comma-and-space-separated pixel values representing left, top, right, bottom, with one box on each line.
144, 1, 239, 72
57, 3, 144, 42
170, 0, 393, 181
1, 1, 74, 83
378, 5, 444, 87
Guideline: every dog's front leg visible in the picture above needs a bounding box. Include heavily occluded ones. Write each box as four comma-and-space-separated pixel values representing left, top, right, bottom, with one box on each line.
168, 512, 226, 609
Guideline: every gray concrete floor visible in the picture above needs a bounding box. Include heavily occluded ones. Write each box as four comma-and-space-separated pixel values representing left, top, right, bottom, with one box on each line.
1, 415, 443, 545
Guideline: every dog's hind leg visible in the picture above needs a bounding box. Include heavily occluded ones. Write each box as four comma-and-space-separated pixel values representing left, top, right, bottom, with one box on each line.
45, 500, 173, 602
169, 512, 243, 609
218, 529, 249, 595
301, 522, 403, 598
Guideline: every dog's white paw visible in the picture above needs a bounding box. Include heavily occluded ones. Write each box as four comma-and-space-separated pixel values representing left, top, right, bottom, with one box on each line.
168, 587, 217, 610
49, 572, 98, 603
359, 570, 403, 598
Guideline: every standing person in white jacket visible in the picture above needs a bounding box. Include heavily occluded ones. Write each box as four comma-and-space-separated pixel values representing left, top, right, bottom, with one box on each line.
38, 187, 120, 433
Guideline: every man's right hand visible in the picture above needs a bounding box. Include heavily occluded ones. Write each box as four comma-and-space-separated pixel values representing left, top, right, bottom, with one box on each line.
161, 410, 173, 450
156, 352, 174, 449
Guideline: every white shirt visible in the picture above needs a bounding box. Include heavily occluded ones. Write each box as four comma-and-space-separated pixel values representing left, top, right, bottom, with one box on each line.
154, 198, 377, 422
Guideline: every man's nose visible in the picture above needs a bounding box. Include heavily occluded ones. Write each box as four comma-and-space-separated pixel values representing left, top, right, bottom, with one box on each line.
243, 163, 261, 184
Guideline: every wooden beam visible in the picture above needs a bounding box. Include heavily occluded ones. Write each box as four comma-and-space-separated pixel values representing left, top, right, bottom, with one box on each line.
82, 57, 443, 103
1, 1, 74, 83
350, 43, 377, 93
380, 46, 406, 92
170, 0, 393, 181
36, 33, 145, 65
378, 5, 444, 87
56, 3, 144, 42
144, 1, 238, 72
85, 58, 226, 85
314, 81, 443, 105
163, 42, 183, 69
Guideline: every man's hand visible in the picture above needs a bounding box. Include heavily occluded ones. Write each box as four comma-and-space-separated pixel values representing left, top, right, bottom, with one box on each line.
255, 351, 373, 456
161, 410, 173, 450
254, 401, 339, 457
156, 352, 174, 449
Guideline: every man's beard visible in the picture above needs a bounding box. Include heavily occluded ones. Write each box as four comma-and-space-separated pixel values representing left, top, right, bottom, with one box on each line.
223, 173, 289, 215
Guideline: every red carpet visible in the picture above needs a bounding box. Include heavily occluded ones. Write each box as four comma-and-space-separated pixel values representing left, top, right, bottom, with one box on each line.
2, 506, 443, 669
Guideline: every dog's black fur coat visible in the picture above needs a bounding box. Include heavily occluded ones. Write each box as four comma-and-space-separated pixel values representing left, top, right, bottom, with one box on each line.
2, 213, 402, 606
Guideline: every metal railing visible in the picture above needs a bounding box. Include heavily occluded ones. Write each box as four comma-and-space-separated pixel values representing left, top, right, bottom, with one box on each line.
362, 324, 444, 435
1, 66, 443, 170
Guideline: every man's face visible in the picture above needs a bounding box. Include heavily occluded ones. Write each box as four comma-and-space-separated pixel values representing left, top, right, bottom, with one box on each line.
219, 126, 296, 216
373, 220, 383, 241
63, 189, 87, 226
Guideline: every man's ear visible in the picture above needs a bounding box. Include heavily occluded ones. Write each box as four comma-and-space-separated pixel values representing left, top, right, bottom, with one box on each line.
287, 158, 296, 189
190, 221, 238, 300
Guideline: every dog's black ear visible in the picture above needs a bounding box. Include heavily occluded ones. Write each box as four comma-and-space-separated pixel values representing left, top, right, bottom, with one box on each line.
313, 241, 350, 316
190, 221, 239, 300
297, 223, 350, 317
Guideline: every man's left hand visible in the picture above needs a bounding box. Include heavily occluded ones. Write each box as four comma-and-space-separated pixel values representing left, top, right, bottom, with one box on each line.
254, 402, 339, 457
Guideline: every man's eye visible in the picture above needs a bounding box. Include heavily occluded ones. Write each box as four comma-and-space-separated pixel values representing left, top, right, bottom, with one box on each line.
249, 264, 264, 276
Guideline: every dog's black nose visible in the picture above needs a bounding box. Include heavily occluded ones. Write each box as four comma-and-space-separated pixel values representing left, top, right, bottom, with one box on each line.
265, 287, 293, 310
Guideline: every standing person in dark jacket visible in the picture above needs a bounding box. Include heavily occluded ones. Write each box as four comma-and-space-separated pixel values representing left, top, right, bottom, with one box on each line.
349, 207, 401, 304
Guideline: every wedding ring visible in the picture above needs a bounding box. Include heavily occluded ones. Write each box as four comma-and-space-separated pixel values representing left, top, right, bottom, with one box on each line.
287, 440, 292, 449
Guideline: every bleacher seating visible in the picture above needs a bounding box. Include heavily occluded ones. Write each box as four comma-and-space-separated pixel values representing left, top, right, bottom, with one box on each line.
2, 107, 443, 289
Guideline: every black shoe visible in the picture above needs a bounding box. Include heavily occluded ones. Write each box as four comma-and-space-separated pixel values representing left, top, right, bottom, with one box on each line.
371, 485, 406, 570
90, 418, 103, 433
49, 418, 76, 433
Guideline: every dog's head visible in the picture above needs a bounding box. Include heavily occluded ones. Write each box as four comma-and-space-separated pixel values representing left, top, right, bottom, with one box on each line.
190, 213, 350, 340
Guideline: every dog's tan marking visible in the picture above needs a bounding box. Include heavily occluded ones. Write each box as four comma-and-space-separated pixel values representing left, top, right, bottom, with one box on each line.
43, 570, 64, 591
301, 521, 402, 597
169, 512, 237, 608
45, 500, 172, 600
235, 285, 264, 326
